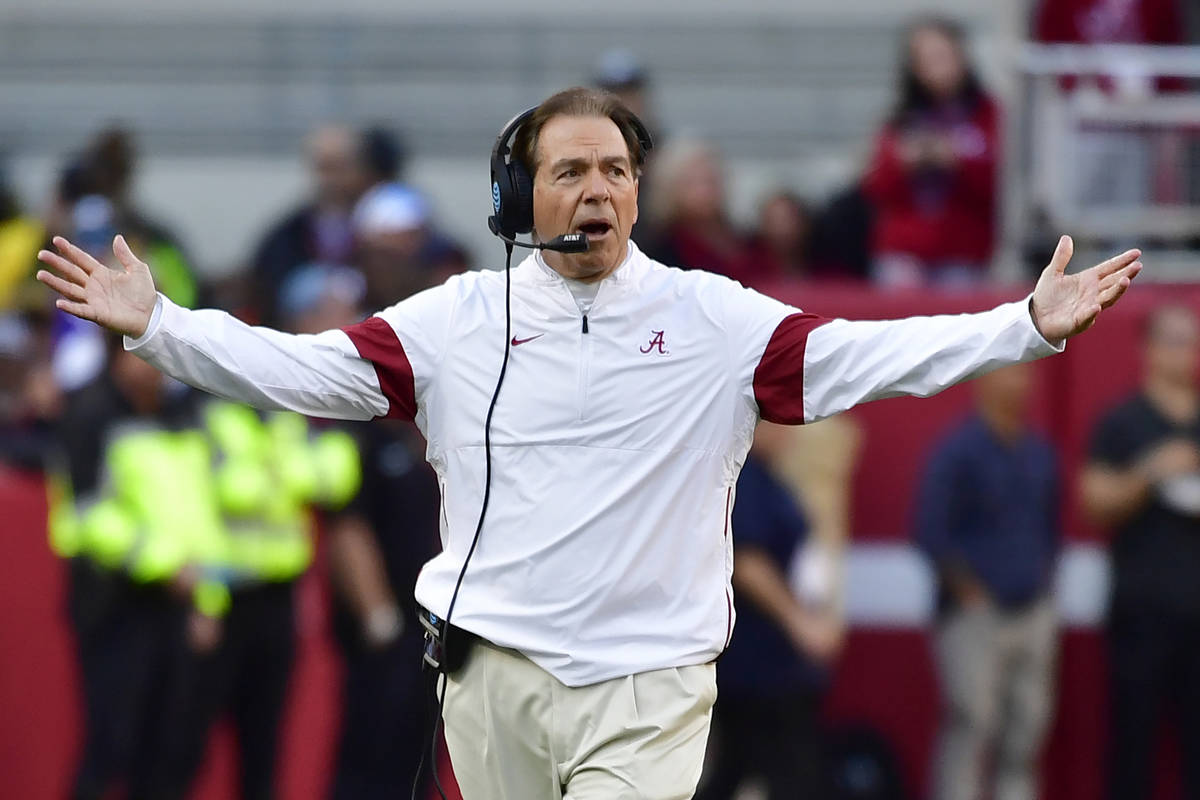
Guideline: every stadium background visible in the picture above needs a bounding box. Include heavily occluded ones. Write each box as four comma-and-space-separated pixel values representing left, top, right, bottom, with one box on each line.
1, 0, 1198, 798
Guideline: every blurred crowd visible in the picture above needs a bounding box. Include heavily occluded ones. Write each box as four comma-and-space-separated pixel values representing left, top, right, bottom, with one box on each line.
0, 2, 1198, 799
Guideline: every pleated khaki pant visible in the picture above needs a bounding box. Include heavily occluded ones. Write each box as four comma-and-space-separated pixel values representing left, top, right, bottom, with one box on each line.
442, 639, 717, 800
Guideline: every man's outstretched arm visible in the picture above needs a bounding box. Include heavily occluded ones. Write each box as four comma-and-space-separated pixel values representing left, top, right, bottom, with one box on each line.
750, 236, 1142, 424
37, 235, 408, 421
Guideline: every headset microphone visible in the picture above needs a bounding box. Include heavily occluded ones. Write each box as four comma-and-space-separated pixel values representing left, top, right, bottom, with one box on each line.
486, 218, 590, 254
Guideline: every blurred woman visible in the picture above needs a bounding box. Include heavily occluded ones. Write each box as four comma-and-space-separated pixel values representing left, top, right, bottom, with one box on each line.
863, 17, 999, 289
642, 138, 757, 285
745, 191, 815, 286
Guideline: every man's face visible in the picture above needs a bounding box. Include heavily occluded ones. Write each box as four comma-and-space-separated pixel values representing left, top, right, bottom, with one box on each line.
531, 115, 639, 282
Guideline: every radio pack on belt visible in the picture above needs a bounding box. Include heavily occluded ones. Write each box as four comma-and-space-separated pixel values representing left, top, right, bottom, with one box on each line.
419, 607, 475, 674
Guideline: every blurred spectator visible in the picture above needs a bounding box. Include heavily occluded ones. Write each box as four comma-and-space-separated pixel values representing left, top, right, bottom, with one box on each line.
746, 191, 816, 285
165, 394, 362, 800
82, 128, 198, 305
277, 263, 367, 335
593, 47, 657, 136
642, 138, 757, 284
251, 125, 396, 324
809, 184, 875, 281
916, 363, 1060, 800
593, 47, 662, 243
353, 181, 448, 309
52, 338, 217, 800
696, 422, 843, 800
863, 17, 999, 289
1081, 305, 1200, 800
0, 167, 45, 311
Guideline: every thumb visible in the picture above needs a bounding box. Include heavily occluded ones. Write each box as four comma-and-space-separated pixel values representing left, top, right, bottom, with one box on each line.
1049, 234, 1073, 276
112, 234, 150, 275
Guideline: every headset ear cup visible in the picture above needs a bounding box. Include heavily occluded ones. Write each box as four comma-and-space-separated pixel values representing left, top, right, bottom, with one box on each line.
509, 161, 534, 235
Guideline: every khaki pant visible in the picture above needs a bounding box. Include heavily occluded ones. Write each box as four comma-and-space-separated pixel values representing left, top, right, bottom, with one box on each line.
442, 639, 717, 800
932, 597, 1058, 800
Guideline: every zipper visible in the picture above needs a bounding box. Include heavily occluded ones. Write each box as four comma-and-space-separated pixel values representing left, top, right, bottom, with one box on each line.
577, 313, 592, 420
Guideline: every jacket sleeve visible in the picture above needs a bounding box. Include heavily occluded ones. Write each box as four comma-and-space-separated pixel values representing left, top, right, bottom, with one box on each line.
725, 280, 1065, 425
125, 279, 458, 422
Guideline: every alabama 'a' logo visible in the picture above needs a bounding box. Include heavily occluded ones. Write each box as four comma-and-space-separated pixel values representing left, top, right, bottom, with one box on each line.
640, 330, 669, 355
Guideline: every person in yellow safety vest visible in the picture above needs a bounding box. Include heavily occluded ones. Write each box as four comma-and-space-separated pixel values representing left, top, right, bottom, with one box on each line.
52, 339, 223, 800
163, 399, 361, 800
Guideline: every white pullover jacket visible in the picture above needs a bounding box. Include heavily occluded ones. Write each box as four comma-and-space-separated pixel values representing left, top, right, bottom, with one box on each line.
127, 242, 1062, 686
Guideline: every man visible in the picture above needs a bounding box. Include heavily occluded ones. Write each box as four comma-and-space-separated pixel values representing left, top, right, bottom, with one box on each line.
1081, 305, 1200, 800
37, 87, 1141, 800
917, 363, 1060, 800
696, 421, 842, 800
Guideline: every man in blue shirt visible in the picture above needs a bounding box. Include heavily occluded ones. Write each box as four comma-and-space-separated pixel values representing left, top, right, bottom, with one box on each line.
697, 422, 842, 800
916, 363, 1060, 800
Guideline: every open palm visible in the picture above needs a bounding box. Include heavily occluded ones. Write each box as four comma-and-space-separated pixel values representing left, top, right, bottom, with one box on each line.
1030, 235, 1142, 342
36, 235, 159, 338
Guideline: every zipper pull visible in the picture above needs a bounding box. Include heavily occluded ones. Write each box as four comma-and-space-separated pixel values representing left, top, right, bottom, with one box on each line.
582, 314, 589, 334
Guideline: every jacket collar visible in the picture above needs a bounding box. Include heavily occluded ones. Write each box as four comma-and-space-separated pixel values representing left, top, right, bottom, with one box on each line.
517, 239, 645, 287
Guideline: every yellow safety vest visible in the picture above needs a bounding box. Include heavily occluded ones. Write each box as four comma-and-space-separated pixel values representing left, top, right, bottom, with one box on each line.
203, 402, 361, 583
47, 425, 233, 615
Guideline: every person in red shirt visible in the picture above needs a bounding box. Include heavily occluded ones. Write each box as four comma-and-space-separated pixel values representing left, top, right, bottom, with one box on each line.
864, 17, 1000, 289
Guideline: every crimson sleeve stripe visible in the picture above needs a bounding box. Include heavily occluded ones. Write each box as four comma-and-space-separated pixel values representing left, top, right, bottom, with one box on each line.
752, 312, 831, 424
340, 317, 417, 421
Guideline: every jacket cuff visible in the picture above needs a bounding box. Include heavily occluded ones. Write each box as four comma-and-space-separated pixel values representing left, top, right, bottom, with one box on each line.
1021, 294, 1066, 354
123, 293, 166, 351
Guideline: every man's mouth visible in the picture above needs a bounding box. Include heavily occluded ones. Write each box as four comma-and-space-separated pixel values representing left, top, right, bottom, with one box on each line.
576, 220, 613, 240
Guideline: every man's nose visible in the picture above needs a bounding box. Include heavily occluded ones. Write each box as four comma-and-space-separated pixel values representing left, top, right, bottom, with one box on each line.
582, 169, 610, 203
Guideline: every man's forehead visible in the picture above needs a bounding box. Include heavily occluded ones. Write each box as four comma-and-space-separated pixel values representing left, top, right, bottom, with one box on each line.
537, 115, 630, 162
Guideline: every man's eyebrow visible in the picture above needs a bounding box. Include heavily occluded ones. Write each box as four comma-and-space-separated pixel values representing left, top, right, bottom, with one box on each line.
546, 154, 633, 172
547, 157, 589, 173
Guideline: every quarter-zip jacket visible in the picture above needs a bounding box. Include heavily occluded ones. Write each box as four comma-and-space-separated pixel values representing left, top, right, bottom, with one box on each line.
126, 241, 1062, 686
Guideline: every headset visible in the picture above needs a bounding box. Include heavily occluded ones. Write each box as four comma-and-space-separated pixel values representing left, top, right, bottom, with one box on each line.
487, 104, 654, 252
413, 100, 654, 800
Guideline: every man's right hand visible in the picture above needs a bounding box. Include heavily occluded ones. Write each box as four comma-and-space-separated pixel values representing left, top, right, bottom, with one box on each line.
36, 235, 158, 339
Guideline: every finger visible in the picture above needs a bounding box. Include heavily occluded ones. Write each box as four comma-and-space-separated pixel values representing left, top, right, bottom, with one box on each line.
37, 249, 91, 285
1098, 275, 1133, 310
112, 234, 149, 274
1098, 261, 1143, 293
54, 297, 98, 323
52, 236, 103, 276
1049, 235, 1074, 276
1091, 248, 1142, 279
36, 269, 88, 302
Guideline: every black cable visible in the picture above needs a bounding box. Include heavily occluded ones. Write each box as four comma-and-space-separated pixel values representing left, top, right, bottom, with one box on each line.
412, 242, 516, 800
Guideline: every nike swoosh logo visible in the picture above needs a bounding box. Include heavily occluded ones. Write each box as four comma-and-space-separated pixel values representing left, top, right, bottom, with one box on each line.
511, 334, 545, 346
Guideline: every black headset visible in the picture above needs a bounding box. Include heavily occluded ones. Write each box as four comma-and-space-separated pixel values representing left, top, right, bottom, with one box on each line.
487, 104, 655, 247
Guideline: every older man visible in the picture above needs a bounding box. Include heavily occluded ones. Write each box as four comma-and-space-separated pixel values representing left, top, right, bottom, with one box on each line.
38, 87, 1141, 800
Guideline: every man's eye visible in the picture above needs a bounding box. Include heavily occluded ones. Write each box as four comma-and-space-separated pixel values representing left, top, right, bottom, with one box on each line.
609, 166, 626, 177
560, 169, 579, 179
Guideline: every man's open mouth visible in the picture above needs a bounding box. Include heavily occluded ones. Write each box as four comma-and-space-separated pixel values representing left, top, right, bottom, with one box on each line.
576, 221, 612, 239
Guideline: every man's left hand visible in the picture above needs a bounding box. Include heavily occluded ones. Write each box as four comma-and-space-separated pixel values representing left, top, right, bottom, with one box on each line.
1030, 235, 1142, 342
